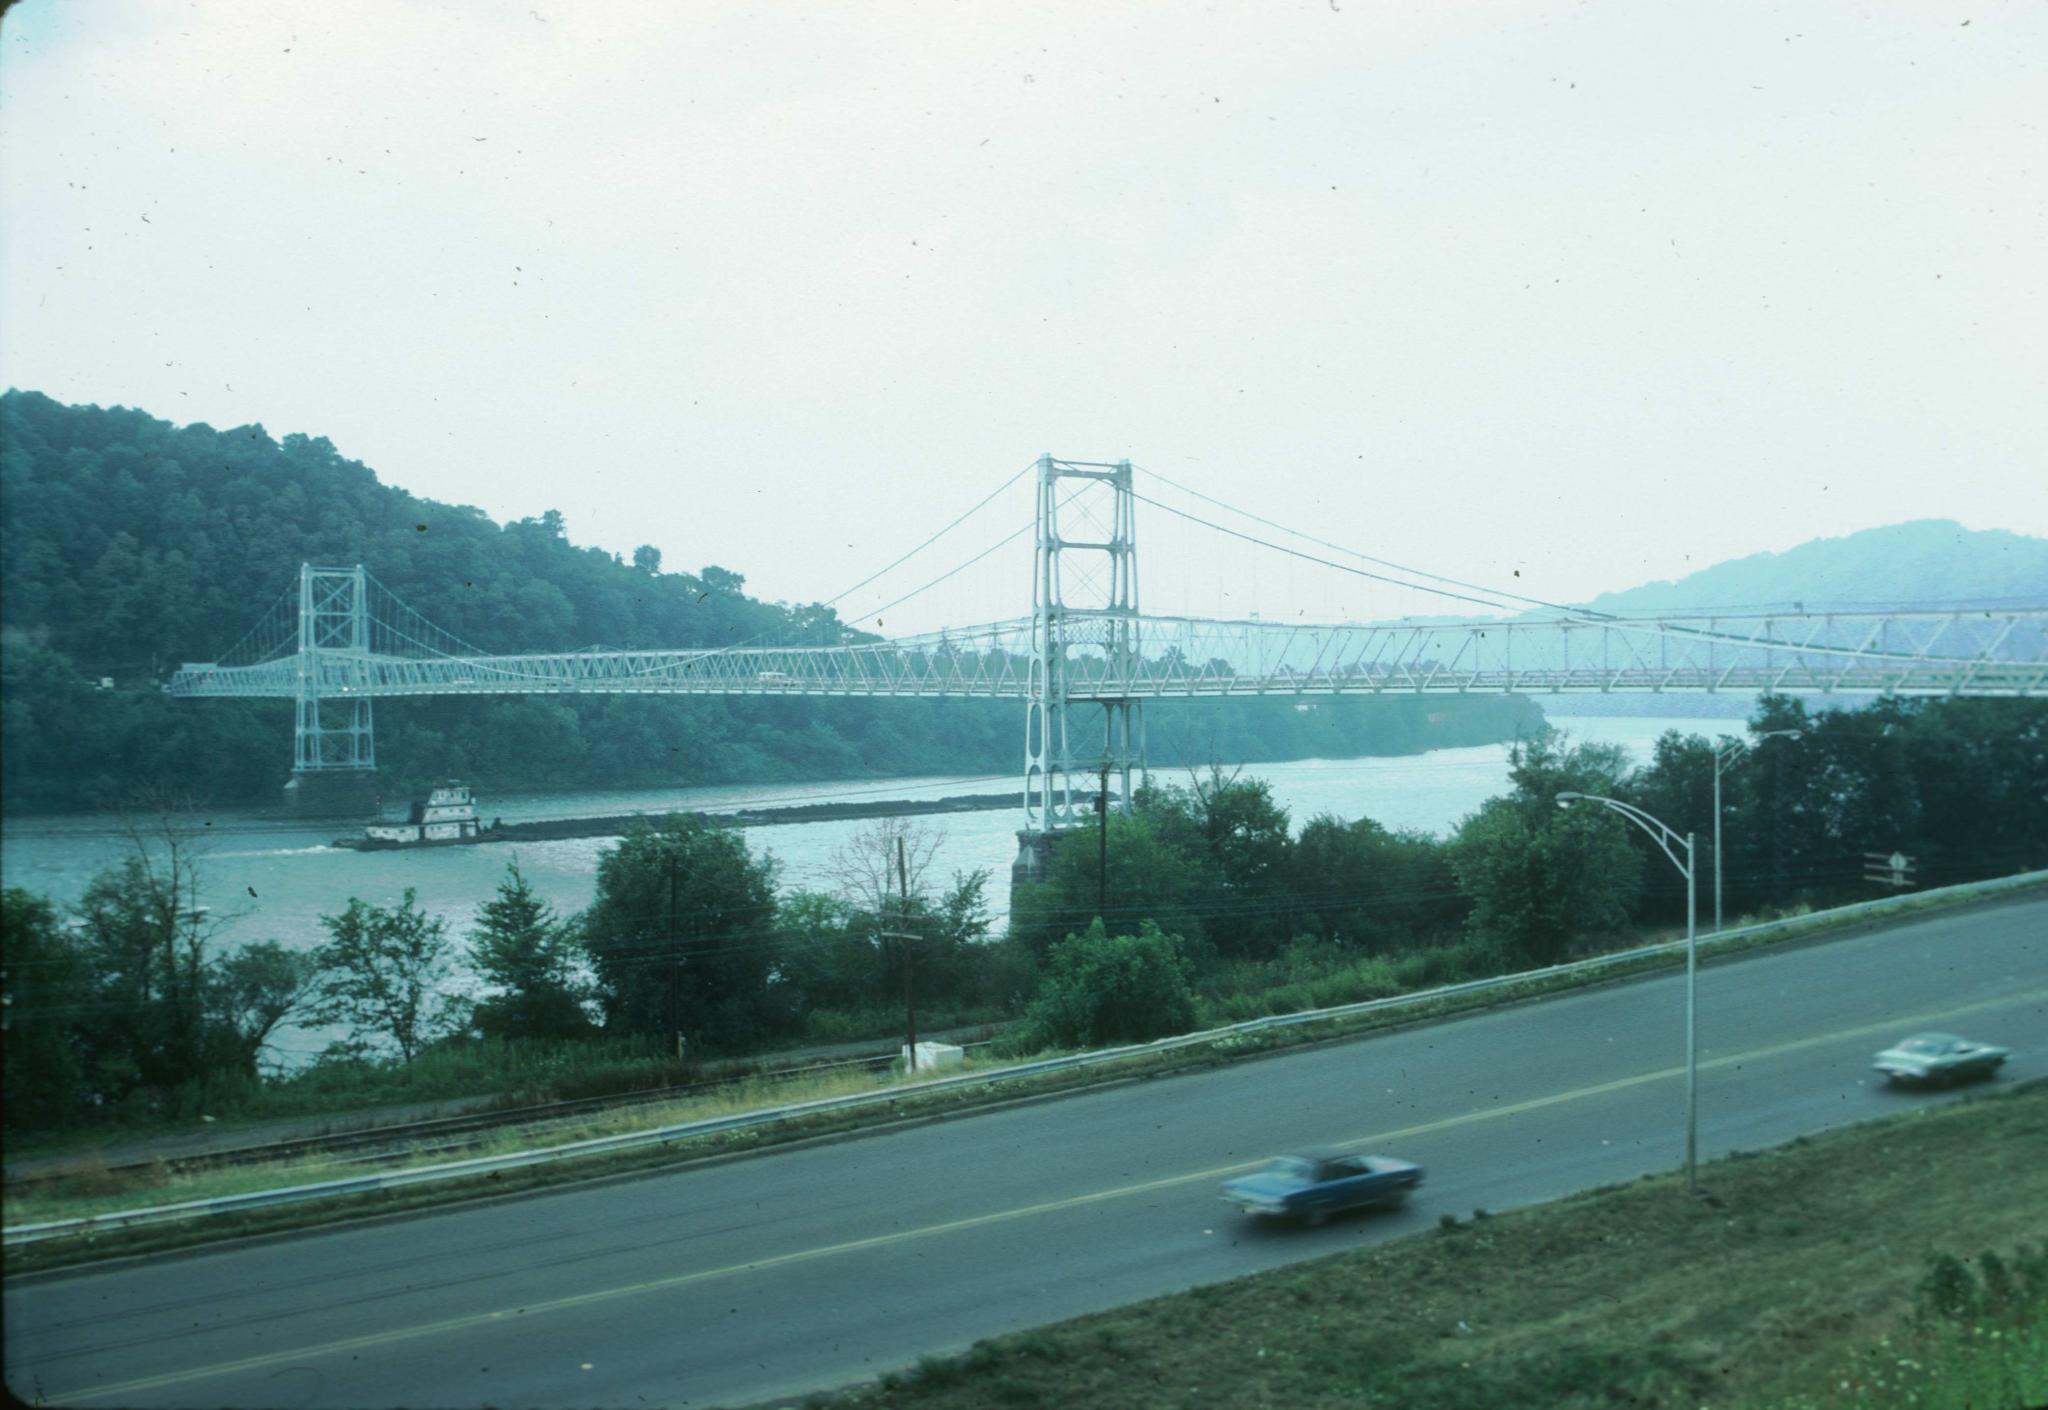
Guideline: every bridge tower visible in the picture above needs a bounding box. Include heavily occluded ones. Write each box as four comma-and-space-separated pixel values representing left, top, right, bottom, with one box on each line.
286, 563, 379, 813
1013, 455, 1144, 895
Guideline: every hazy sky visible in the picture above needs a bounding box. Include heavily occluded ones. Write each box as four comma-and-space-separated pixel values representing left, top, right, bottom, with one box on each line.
4, 0, 2044, 636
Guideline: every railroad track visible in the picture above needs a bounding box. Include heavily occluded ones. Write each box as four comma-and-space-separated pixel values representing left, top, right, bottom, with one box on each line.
9, 1039, 994, 1188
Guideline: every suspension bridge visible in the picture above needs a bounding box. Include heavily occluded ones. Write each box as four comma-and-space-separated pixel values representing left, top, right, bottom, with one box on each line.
165, 456, 2048, 855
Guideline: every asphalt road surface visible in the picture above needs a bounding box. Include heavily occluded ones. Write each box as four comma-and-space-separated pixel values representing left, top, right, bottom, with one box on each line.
7, 895, 2042, 1409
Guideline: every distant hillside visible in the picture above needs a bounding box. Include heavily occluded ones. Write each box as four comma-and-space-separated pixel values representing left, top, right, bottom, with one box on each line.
1581, 520, 2048, 615
1537, 520, 2048, 722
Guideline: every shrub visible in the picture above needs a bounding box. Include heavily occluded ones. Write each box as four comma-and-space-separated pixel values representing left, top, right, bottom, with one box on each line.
911, 1354, 964, 1388
1916, 1252, 1980, 1323
1916, 1244, 2048, 1328
1015, 920, 1197, 1049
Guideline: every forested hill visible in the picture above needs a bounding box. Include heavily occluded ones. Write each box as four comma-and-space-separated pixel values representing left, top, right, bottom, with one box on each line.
0, 391, 1542, 811
1582, 520, 2048, 615
0, 388, 847, 674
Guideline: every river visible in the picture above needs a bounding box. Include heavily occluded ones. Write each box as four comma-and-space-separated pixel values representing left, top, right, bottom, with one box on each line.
0, 713, 1735, 1064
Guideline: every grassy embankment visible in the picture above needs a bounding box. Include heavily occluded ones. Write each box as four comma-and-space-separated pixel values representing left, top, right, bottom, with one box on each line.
2, 1001, 1014, 1159
789, 1082, 2048, 1410
6, 879, 2038, 1267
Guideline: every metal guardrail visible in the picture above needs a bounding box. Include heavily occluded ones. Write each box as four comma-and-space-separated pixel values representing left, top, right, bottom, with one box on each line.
8, 868, 2043, 1247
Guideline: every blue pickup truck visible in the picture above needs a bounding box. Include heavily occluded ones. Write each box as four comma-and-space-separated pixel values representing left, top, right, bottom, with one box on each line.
1220, 1148, 1425, 1226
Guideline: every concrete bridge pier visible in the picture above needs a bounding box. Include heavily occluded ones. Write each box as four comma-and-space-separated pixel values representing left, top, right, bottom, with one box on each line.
282, 768, 381, 818
1011, 826, 1108, 924
1010, 828, 1059, 897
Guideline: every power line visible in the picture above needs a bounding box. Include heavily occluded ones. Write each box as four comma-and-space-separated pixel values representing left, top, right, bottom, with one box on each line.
840, 483, 1092, 628
1138, 463, 1592, 618
815, 459, 1038, 612
1132, 490, 1522, 615
842, 520, 1032, 629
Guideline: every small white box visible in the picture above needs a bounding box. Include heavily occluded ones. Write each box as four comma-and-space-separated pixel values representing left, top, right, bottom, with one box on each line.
902, 1041, 965, 1072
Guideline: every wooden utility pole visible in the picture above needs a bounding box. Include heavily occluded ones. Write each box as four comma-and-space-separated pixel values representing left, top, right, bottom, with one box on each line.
668, 854, 683, 1062
1097, 764, 1110, 921
897, 834, 916, 1074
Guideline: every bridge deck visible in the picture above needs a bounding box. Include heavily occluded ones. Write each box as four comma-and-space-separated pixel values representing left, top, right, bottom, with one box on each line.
166, 609, 2048, 700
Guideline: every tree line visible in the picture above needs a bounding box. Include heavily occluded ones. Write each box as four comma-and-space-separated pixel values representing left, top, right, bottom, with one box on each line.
1, 811, 1020, 1132
7, 694, 2038, 1135
1006, 694, 2045, 1046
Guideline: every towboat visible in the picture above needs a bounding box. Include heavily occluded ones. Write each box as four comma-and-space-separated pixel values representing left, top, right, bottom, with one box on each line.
337, 782, 491, 850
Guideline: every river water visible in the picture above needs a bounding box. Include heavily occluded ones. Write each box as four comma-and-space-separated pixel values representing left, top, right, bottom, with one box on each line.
0, 713, 1733, 1064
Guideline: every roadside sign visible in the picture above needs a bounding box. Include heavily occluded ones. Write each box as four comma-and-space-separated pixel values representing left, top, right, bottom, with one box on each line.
1863, 851, 1916, 889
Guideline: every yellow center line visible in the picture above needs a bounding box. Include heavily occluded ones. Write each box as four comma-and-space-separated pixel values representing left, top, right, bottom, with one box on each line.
58, 986, 2043, 1404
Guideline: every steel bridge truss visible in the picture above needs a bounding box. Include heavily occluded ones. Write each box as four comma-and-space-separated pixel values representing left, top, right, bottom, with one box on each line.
164, 461, 2048, 822
169, 603, 2048, 708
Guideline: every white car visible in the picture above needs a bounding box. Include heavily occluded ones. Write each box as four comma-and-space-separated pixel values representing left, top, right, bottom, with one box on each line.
1873, 1032, 2010, 1086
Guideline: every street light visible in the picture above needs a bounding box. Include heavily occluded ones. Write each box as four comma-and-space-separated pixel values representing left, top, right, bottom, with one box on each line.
1557, 791, 1701, 1195
1713, 730, 1801, 935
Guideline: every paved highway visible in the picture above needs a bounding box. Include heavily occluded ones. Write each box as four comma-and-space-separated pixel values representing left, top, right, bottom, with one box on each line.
7, 896, 2042, 1409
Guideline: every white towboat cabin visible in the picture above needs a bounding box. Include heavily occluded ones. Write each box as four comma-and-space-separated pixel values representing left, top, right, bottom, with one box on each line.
364, 782, 482, 845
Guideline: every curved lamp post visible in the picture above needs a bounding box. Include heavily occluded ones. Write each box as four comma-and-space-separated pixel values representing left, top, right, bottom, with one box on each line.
1557, 791, 1701, 1195
1713, 730, 1801, 934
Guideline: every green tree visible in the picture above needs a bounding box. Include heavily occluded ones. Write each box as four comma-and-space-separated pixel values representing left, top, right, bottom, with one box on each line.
1449, 736, 1644, 965
208, 940, 322, 1076
820, 820, 999, 1011
1621, 730, 1723, 924
774, 890, 878, 1014
893, 867, 997, 1010
466, 861, 593, 1040
933, 867, 993, 947
1017, 919, 1197, 1048
580, 816, 789, 1053
1285, 814, 1465, 950
1899, 699, 2048, 884
2, 888, 91, 1130
1009, 811, 1208, 959
1734, 697, 1817, 896
1810, 698, 1923, 864
18, 825, 322, 1120
1139, 770, 1293, 956
777, 863, 1010, 1029
312, 889, 457, 1063
1627, 731, 1720, 844
73, 853, 212, 1092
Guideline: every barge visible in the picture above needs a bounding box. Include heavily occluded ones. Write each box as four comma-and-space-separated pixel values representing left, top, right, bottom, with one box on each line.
333, 788, 1017, 851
